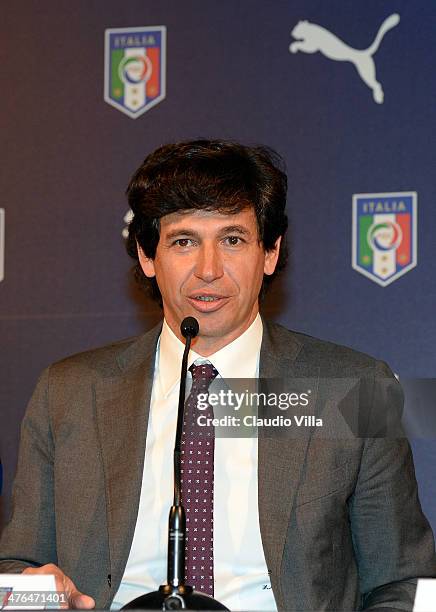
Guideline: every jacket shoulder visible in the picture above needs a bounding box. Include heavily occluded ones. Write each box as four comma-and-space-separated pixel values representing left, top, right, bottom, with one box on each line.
47, 323, 162, 380
263, 319, 393, 376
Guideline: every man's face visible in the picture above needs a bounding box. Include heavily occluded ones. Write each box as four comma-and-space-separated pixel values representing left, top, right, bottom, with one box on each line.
138, 208, 281, 355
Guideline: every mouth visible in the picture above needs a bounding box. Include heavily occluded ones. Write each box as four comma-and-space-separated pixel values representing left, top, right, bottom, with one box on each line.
187, 293, 230, 313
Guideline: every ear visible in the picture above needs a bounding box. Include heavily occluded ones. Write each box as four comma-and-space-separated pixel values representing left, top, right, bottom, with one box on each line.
137, 242, 156, 278
264, 236, 282, 275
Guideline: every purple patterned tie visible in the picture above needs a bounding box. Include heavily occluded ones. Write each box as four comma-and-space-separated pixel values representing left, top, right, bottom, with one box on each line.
180, 362, 218, 596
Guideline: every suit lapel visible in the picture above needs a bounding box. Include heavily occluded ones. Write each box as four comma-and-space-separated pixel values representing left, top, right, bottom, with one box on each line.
95, 324, 161, 598
258, 319, 318, 609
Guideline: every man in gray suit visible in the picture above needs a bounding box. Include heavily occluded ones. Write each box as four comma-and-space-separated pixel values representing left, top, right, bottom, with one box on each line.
1, 140, 435, 610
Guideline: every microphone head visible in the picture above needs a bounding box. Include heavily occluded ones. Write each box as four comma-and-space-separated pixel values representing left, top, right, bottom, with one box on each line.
180, 317, 199, 339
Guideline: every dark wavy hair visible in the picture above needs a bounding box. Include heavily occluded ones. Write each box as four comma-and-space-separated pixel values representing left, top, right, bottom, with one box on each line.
125, 139, 288, 302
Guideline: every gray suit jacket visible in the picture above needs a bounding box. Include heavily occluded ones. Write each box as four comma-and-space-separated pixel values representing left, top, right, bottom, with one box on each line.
1, 320, 435, 610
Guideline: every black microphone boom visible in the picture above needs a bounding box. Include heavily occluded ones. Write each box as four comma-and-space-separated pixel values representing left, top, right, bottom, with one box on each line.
122, 317, 228, 610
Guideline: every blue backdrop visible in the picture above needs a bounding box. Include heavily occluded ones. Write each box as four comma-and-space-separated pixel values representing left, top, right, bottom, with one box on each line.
1, 0, 435, 533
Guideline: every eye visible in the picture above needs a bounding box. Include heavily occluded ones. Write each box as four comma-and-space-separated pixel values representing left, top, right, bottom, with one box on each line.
173, 238, 194, 247
223, 235, 244, 246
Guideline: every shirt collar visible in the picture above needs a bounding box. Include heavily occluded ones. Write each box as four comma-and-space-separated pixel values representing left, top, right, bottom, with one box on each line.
158, 314, 263, 398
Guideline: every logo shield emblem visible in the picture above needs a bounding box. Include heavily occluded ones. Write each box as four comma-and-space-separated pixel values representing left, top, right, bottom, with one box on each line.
104, 26, 166, 118
352, 192, 417, 286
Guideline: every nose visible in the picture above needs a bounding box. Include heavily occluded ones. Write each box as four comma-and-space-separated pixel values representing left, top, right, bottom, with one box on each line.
194, 242, 224, 283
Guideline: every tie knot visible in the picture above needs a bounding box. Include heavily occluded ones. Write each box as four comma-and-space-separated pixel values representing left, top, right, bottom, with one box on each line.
189, 362, 218, 386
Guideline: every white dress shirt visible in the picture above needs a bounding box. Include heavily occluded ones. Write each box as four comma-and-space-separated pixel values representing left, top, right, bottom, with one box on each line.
111, 314, 277, 610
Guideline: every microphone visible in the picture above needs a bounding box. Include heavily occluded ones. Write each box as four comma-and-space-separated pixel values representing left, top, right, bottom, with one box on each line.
123, 317, 228, 610
181, 316, 199, 339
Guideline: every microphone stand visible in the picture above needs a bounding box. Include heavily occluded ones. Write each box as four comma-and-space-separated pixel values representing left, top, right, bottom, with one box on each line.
123, 317, 228, 610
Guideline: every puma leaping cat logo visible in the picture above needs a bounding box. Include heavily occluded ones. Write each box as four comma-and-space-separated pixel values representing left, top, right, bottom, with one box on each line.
289, 14, 400, 104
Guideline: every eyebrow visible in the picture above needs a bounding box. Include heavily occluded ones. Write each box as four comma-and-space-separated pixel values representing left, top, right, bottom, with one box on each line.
219, 225, 251, 236
164, 225, 253, 240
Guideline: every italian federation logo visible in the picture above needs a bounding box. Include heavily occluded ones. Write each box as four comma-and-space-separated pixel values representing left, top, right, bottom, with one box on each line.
104, 26, 166, 119
352, 192, 417, 286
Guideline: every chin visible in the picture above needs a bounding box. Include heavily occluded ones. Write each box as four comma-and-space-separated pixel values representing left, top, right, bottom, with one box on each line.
194, 316, 231, 337
194, 321, 224, 337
